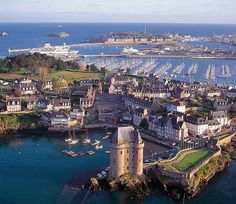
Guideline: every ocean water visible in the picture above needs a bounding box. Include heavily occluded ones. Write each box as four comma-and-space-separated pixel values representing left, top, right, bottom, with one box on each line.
0, 23, 236, 85
0, 133, 236, 204
0, 24, 236, 203
1, 23, 236, 57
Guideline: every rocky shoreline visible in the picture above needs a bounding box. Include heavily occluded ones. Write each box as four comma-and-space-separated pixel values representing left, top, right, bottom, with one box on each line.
83, 174, 152, 200
82, 150, 234, 201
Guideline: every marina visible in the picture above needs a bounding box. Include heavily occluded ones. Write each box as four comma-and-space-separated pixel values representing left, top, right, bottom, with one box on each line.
0, 22, 236, 204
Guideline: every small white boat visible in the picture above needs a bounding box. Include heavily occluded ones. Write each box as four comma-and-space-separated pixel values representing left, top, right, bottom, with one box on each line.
83, 139, 91, 144
105, 167, 110, 172
95, 144, 103, 150
91, 140, 101, 146
105, 151, 111, 154
68, 139, 79, 145
102, 135, 109, 140
65, 138, 72, 142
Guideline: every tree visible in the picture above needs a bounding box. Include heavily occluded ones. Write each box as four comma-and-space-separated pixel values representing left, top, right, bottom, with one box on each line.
52, 77, 69, 91
36, 67, 49, 80
140, 118, 149, 130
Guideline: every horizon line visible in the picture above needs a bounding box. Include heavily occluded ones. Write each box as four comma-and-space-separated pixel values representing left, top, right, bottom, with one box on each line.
0, 22, 236, 25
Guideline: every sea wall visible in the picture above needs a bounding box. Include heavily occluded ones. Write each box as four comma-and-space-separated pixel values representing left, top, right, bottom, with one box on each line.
216, 132, 235, 147
155, 150, 231, 200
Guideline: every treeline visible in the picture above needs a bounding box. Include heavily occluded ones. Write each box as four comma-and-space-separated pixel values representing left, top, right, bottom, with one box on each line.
0, 53, 75, 73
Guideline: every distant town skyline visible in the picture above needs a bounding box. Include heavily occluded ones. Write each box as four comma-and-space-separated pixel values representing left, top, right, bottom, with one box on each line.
0, 0, 236, 24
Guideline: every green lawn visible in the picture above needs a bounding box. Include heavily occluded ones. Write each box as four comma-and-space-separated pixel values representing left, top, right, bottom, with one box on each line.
0, 70, 105, 81
174, 149, 212, 171
49, 70, 105, 81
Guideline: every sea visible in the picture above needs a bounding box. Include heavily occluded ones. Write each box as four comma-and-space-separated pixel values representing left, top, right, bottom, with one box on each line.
0, 23, 236, 85
0, 132, 236, 204
0, 23, 236, 204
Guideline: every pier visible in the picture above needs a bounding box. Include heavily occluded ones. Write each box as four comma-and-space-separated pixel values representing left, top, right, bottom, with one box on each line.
7, 42, 236, 60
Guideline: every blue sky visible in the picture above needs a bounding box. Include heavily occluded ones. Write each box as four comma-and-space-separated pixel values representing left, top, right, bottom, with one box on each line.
0, 0, 235, 24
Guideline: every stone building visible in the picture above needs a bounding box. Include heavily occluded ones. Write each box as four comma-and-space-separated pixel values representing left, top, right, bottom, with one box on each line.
109, 126, 144, 179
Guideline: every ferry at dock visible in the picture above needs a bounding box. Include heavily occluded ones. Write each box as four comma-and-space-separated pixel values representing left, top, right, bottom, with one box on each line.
29, 43, 78, 60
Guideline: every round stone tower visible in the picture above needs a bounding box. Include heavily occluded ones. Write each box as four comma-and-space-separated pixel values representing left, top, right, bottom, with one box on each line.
109, 126, 144, 179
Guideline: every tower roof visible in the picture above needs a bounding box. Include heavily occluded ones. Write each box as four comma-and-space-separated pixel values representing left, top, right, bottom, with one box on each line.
111, 126, 142, 145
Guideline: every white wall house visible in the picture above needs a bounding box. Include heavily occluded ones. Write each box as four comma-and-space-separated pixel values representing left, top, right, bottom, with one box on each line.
185, 116, 208, 136
51, 110, 70, 128
6, 99, 21, 112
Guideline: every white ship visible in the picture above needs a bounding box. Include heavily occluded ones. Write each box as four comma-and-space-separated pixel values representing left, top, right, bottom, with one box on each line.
121, 47, 145, 55
29, 43, 78, 60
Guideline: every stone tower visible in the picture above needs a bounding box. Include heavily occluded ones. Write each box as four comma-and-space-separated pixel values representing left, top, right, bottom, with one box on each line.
109, 126, 144, 179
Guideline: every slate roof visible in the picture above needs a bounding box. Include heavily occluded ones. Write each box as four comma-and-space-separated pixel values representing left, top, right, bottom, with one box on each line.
111, 126, 142, 145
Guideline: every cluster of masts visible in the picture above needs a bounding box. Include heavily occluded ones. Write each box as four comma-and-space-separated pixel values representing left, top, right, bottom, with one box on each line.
221, 65, 231, 78
153, 62, 172, 77
205, 64, 235, 82
205, 64, 216, 81
173, 63, 185, 74
82, 57, 236, 83
187, 64, 199, 75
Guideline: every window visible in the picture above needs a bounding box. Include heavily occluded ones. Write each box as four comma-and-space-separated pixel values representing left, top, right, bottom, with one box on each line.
127, 150, 129, 153
120, 151, 122, 155
127, 158, 129, 161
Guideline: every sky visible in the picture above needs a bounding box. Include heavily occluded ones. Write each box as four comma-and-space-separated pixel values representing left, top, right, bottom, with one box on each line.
0, 0, 235, 24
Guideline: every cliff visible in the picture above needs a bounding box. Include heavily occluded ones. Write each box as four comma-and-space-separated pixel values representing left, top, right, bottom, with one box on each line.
186, 152, 230, 198
156, 152, 231, 200
0, 113, 41, 137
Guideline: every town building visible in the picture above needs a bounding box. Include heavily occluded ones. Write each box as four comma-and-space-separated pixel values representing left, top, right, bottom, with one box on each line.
37, 98, 53, 111
51, 110, 70, 128
125, 95, 152, 111
149, 114, 188, 141
70, 105, 85, 120
132, 108, 149, 127
185, 115, 208, 137
19, 76, 32, 84
109, 126, 144, 179
19, 83, 37, 95
80, 97, 94, 109
213, 98, 230, 111
52, 98, 71, 111
167, 101, 186, 113
6, 97, 21, 112
211, 111, 229, 127
39, 79, 53, 91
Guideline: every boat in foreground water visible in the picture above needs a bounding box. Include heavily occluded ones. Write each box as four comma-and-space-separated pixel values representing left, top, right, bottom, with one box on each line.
83, 138, 91, 144
68, 139, 79, 145
62, 150, 78, 157
95, 144, 103, 150
90, 140, 101, 146
102, 135, 110, 140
